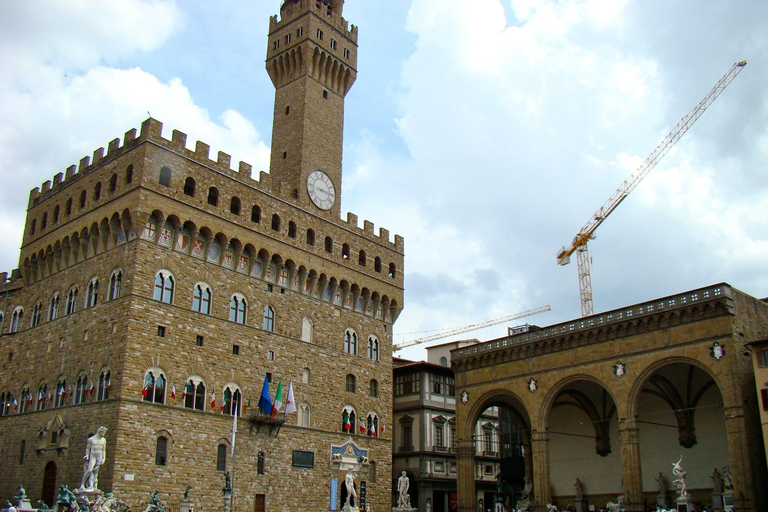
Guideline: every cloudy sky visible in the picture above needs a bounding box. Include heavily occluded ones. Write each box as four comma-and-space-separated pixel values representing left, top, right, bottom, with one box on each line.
1, 0, 766, 361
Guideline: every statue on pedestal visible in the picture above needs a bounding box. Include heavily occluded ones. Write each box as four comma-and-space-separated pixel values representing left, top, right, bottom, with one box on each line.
79, 427, 108, 491
711, 468, 724, 493
396, 471, 410, 508
344, 468, 358, 509
672, 456, 688, 498
574, 478, 584, 499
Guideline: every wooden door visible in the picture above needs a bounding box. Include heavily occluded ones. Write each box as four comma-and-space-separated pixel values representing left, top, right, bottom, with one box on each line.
253, 494, 266, 512
41, 461, 57, 508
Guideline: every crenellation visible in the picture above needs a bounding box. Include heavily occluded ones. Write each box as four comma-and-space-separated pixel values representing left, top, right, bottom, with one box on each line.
108, 137, 120, 154
79, 155, 91, 172
124, 127, 137, 144
42, 180, 51, 193
66, 165, 76, 179
239, 161, 252, 178
217, 151, 231, 170
140, 117, 163, 140
347, 212, 358, 227
92, 146, 105, 165
171, 129, 187, 149
270, 1, 358, 43
379, 227, 389, 242
53, 172, 63, 185
195, 140, 210, 159
394, 234, 404, 251
364, 220, 374, 234
259, 170, 272, 188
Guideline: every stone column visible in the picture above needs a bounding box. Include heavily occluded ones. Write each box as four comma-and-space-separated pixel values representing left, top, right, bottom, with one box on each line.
456, 440, 476, 512
531, 429, 551, 508
618, 419, 643, 512
723, 405, 755, 511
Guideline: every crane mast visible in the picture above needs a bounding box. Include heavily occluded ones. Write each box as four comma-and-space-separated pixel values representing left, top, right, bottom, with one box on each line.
393, 305, 551, 351
557, 61, 746, 317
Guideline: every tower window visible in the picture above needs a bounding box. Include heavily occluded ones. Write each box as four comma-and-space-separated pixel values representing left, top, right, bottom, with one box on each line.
184, 177, 195, 197
207, 187, 219, 206
316, 28, 323, 40
285, 105, 290, 115
159, 167, 171, 187
306, 229, 315, 246
110, 174, 118, 193
271, 214, 280, 232
94, 182, 102, 200
79, 190, 87, 208
53, 205, 60, 223
288, 221, 297, 238
297, 27, 303, 37
230, 197, 241, 215
273, 40, 279, 50
285, 34, 291, 44
330, 39, 337, 50
66, 198, 72, 216
126, 165, 133, 184
282, 151, 287, 159
343, 48, 351, 59
252, 205, 262, 224
323, 90, 328, 100
325, 236, 333, 253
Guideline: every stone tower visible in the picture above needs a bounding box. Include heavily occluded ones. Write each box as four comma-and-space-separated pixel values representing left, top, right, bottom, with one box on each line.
266, 0, 358, 218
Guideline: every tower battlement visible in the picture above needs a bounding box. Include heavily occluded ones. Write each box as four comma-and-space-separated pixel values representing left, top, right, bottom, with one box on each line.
26, 118, 403, 252
270, 0, 358, 43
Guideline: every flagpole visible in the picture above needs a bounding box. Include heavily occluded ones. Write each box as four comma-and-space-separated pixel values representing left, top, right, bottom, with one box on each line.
230, 398, 238, 512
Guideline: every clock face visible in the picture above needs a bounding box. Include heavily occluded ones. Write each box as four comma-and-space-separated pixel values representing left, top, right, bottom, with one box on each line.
306, 170, 336, 210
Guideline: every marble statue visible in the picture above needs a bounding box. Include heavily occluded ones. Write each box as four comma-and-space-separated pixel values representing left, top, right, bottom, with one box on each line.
79, 427, 108, 491
143, 490, 165, 512
574, 478, 584, 499
17, 486, 27, 500
722, 465, 733, 490
184, 485, 192, 500
517, 476, 533, 508
655, 472, 667, 497
672, 456, 688, 498
397, 470, 410, 508
711, 467, 724, 493
344, 468, 357, 508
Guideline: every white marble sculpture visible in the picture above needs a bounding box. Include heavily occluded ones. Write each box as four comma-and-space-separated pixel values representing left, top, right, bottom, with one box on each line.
79, 426, 108, 491
344, 468, 358, 511
671, 456, 689, 498
397, 471, 410, 508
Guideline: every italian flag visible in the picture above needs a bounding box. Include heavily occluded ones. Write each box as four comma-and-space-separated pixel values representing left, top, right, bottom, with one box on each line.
244, 397, 251, 412
271, 381, 283, 416
359, 418, 366, 433
210, 391, 216, 410
171, 384, 176, 400
343, 410, 351, 432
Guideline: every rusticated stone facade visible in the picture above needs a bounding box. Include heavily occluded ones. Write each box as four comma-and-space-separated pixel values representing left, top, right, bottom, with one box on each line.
0, 2, 403, 512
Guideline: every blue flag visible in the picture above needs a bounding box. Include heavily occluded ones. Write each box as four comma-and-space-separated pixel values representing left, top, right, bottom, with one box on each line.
258, 375, 271, 413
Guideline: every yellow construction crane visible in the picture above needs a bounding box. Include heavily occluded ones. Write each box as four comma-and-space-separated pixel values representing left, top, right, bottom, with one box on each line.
393, 305, 551, 351
557, 61, 747, 317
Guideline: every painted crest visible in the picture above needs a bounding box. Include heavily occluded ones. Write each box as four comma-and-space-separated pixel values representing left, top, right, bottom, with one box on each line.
710, 342, 726, 360
528, 378, 538, 393
614, 361, 626, 377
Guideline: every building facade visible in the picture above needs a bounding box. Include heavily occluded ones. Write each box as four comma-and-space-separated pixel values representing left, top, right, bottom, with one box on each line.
0, 1, 404, 511
747, 338, 768, 472
451, 284, 768, 512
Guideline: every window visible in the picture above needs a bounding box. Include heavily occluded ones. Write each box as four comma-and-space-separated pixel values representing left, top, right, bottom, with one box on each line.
222, 386, 241, 416
184, 378, 206, 411
31, 303, 42, 327
30, 219, 36, 235
345, 374, 356, 393
217, 444, 227, 471
109, 271, 122, 300
273, 39, 279, 50
53, 380, 66, 408
196, 335, 204, 347
342, 244, 350, 259
155, 437, 168, 465
230, 197, 241, 215
316, 28, 323, 40
86, 278, 99, 307
430, 373, 455, 395
98, 371, 111, 401
369, 379, 378, 398
306, 229, 315, 246
183, 177, 195, 197
440, 356, 448, 367
251, 205, 261, 223
0, 392, 13, 416
75, 376, 88, 405
193, 284, 212, 314
301, 317, 313, 342
157, 326, 166, 337
389, 263, 397, 278
299, 403, 311, 427
285, 105, 290, 115
263, 306, 275, 332
41, 212, 47, 229
761, 349, 768, 367
344, 329, 357, 355
323, 90, 328, 100
159, 167, 171, 186
434, 419, 445, 448
402, 423, 413, 450
271, 214, 280, 231
229, 295, 247, 324
79, 190, 87, 208
37, 384, 49, 411
267, 350, 275, 360
330, 39, 337, 50
288, 221, 297, 238
66, 198, 73, 216
19, 387, 30, 414
367, 413, 379, 437
93, 182, 102, 200
66, 288, 78, 315
342, 407, 356, 434
153, 271, 174, 304
395, 373, 420, 396
325, 236, 333, 253
109, 173, 118, 193
232, 345, 240, 355
53, 205, 60, 223
207, 187, 219, 206
302, 368, 310, 384
343, 48, 351, 59
143, 370, 166, 404
297, 27, 303, 37
358, 250, 366, 266
257, 452, 265, 475
48, 294, 59, 321
761, 388, 768, 412
367, 336, 379, 361
10, 307, 24, 333
126, 165, 133, 184
284, 33, 292, 44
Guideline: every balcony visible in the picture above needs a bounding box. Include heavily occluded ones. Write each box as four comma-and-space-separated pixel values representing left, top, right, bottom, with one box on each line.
247, 410, 286, 436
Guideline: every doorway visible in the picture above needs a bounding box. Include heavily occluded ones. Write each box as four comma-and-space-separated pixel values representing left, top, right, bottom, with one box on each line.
42, 461, 57, 508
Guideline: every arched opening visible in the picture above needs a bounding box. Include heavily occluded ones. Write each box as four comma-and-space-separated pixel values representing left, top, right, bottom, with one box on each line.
42, 461, 57, 507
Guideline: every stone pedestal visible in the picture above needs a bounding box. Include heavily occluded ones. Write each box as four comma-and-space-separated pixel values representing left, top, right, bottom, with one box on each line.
722, 491, 734, 511
14, 499, 33, 512
574, 497, 588, 512
73, 488, 103, 509
655, 494, 667, 509
179, 499, 194, 512
675, 495, 693, 512
711, 492, 723, 510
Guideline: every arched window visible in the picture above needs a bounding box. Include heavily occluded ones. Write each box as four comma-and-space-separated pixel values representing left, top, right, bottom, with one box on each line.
229, 295, 247, 324
367, 413, 379, 437
342, 244, 350, 259
301, 317, 313, 342
94, 182, 102, 200
222, 385, 241, 416
257, 452, 265, 475
367, 335, 379, 361
54, 380, 66, 408
19, 387, 31, 414
230, 197, 241, 215
66, 198, 73, 216
143, 370, 166, 404
302, 368, 310, 384
109, 173, 118, 193
31, 302, 42, 327
79, 190, 87, 209
0, 392, 13, 416
345, 374, 356, 393
288, 221, 297, 238
306, 229, 315, 246
153, 271, 174, 304
98, 371, 111, 401
10, 307, 24, 333
66, 288, 78, 315
109, 271, 122, 300
48, 294, 59, 321
217, 444, 227, 471
325, 236, 333, 253
155, 436, 168, 465
263, 306, 275, 332
389, 263, 397, 278
299, 403, 311, 427
183, 177, 195, 197
41, 212, 48, 229
341, 407, 356, 434
30, 219, 36, 235
359, 250, 366, 266
207, 187, 219, 206
75, 375, 88, 405
126, 165, 133, 184
36, 384, 48, 411
251, 205, 261, 223
192, 284, 212, 314
86, 278, 99, 307
271, 214, 280, 231
159, 167, 171, 187
369, 379, 379, 398
344, 328, 357, 355
184, 378, 206, 411
53, 205, 60, 223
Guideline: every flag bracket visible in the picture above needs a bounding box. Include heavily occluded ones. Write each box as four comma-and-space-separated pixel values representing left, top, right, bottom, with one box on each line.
247, 410, 286, 436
